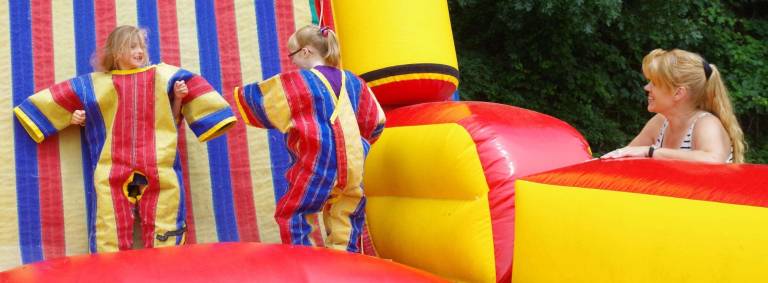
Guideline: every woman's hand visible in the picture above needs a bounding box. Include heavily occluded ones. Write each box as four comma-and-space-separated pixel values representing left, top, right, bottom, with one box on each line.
601, 146, 651, 159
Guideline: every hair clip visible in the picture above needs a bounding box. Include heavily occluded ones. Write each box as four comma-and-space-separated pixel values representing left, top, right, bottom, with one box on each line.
701, 58, 712, 81
319, 26, 331, 37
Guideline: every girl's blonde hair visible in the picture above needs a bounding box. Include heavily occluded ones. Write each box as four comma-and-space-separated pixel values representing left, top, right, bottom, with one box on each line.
642, 48, 745, 163
92, 25, 148, 72
287, 25, 340, 67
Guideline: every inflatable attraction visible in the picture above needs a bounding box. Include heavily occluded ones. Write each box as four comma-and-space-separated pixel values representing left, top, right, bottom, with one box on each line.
1, 0, 766, 282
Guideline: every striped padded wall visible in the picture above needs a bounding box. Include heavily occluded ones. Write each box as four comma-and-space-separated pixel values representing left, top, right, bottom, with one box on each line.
0, 0, 334, 270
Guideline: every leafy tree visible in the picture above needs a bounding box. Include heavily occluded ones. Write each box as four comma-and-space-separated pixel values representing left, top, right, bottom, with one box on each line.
449, 0, 768, 163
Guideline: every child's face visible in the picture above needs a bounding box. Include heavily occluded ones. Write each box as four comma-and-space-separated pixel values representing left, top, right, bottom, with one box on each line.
116, 38, 146, 70
289, 46, 313, 70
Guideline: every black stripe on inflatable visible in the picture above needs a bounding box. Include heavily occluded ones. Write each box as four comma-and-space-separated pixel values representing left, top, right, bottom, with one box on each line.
360, 63, 459, 82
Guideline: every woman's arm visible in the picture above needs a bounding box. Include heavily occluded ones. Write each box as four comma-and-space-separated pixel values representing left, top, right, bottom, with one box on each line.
602, 114, 665, 158
652, 115, 732, 163
603, 115, 732, 163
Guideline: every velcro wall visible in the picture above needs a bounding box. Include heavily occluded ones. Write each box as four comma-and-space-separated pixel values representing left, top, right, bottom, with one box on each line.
514, 159, 768, 282
363, 101, 592, 282
0, 0, 334, 270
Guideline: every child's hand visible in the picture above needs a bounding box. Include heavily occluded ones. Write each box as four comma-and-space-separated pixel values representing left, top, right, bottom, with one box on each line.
174, 80, 189, 100
71, 110, 86, 126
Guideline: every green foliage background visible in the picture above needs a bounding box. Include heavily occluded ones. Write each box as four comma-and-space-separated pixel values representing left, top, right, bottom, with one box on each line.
449, 0, 767, 163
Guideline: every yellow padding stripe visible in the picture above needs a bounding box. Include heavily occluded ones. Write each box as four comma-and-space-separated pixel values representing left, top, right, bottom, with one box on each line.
308, 69, 341, 123
13, 108, 44, 143
513, 180, 768, 283
366, 73, 459, 88
259, 76, 293, 133
182, 92, 229, 123
198, 117, 237, 142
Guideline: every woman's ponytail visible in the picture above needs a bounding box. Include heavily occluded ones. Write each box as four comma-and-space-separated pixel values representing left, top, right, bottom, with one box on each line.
703, 64, 746, 163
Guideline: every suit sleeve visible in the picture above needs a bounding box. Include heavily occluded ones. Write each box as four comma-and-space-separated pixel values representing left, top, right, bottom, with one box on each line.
353, 76, 386, 144
171, 68, 237, 142
13, 79, 84, 143
234, 73, 295, 134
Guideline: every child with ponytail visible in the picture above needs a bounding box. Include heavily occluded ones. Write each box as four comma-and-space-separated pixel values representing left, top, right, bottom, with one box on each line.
603, 48, 745, 163
235, 25, 385, 253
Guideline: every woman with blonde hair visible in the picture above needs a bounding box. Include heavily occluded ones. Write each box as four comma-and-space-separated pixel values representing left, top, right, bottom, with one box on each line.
603, 48, 745, 163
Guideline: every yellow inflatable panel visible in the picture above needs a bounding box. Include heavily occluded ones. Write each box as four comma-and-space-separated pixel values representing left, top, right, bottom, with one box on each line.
513, 180, 768, 283
332, 0, 458, 74
333, 0, 459, 106
365, 124, 496, 282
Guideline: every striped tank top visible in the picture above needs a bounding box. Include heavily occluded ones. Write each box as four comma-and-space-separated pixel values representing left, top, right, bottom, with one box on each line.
653, 112, 734, 163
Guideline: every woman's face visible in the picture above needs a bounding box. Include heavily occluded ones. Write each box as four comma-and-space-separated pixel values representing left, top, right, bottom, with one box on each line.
644, 80, 674, 113
116, 39, 146, 70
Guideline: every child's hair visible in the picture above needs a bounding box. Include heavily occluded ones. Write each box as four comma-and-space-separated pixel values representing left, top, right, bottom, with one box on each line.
287, 25, 340, 67
642, 48, 745, 163
92, 25, 148, 72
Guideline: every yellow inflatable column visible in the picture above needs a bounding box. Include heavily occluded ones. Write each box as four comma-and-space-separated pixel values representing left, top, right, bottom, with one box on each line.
332, 0, 459, 107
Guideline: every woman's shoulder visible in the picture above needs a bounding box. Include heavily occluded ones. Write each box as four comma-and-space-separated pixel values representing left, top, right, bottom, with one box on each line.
690, 111, 731, 152
693, 112, 726, 131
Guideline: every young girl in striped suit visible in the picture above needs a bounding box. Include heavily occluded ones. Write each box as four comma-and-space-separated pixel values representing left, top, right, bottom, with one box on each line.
235, 25, 386, 252
16, 25, 236, 252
